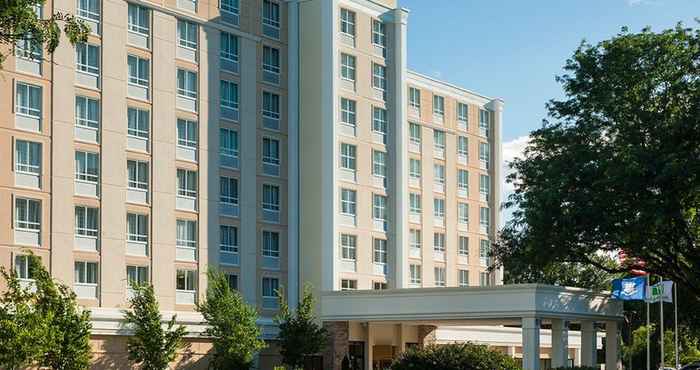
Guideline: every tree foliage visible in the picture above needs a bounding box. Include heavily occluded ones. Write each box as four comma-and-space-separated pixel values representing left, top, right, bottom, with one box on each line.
0, 0, 89, 65
495, 23, 700, 299
275, 284, 328, 369
197, 269, 265, 370
123, 284, 187, 370
391, 343, 521, 370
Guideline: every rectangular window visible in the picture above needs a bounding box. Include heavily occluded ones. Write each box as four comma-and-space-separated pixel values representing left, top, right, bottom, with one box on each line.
341, 279, 357, 291
75, 206, 98, 237
75, 43, 100, 75
433, 232, 445, 252
127, 213, 148, 242
262, 0, 280, 32
433, 164, 445, 185
480, 239, 490, 260
74, 261, 98, 284
14, 140, 41, 174
127, 55, 149, 87
480, 272, 491, 287
127, 107, 149, 138
372, 63, 386, 91
77, 0, 100, 22
373, 238, 387, 264
220, 0, 239, 15
220, 225, 239, 253
433, 95, 445, 115
434, 198, 445, 218
373, 282, 387, 290
480, 174, 490, 198
340, 143, 356, 170
372, 20, 386, 48
479, 109, 491, 136
457, 102, 468, 122
75, 96, 99, 129
15, 198, 40, 231
15, 82, 42, 118
177, 69, 197, 99
220, 31, 239, 62
176, 219, 197, 249
177, 118, 197, 148
176, 169, 197, 198
458, 136, 468, 156
340, 189, 356, 216
409, 193, 421, 214
340, 53, 356, 81
479, 142, 490, 168
262, 184, 280, 211
262, 277, 279, 297
340, 8, 355, 37
459, 236, 469, 256
372, 150, 387, 178
409, 264, 422, 284
262, 137, 280, 165
15, 255, 37, 280
176, 269, 196, 291
220, 80, 239, 110
372, 107, 387, 139
262, 230, 280, 258
262, 46, 280, 77
372, 194, 387, 221
480, 207, 490, 231
409, 123, 421, 144
340, 98, 356, 126
220, 128, 238, 158
459, 270, 469, 287
409, 87, 421, 109
434, 267, 446, 287
458, 169, 469, 192
177, 19, 197, 49
128, 4, 149, 35
340, 234, 356, 261
262, 91, 280, 120
409, 159, 421, 179
15, 36, 42, 60
75, 151, 99, 183
220, 177, 239, 205
126, 265, 149, 286
410, 229, 421, 250
458, 203, 469, 224
433, 130, 445, 150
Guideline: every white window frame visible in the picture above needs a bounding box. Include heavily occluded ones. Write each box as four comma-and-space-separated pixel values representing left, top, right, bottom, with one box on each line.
176, 269, 196, 292
480, 174, 490, 198
262, 230, 280, 258
15, 197, 41, 231
459, 270, 469, 287
434, 198, 445, 219
409, 122, 421, 144
220, 79, 239, 110
220, 225, 239, 253
220, 176, 239, 205
341, 279, 357, 291
127, 55, 149, 87
262, 0, 281, 32
177, 68, 197, 99
75, 96, 100, 129
372, 194, 387, 222
14, 140, 41, 175
340, 53, 356, 82
409, 159, 421, 179
219, 128, 239, 159
220, 0, 239, 15
409, 264, 422, 285
127, 160, 149, 190
372, 19, 386, 49
340, 234, 356, 261
177, 118, 197, 148
262, 277, 279, 297
262, 137, 280, 166
433, 164, 445, 185
176, 219, 197, 249
409, 193, 421, 214
433, 130, 445, 150
262, 91, 280, 120
177, 19, 198, 50
458, 136, 468, 156
409, 87, 421, 109
459, 236, 469, 257
75, 151, 99, 183
458, 203, 469, 224
176, 169, 197, 198
127, 107, 149, 139
457, 102, 469, 122
479, 142, 491, 168
262, 45, 280, 77
77, 0, 100, 23
479, 109, 491, 136
373, 238, 387, 265
410, 229, 421, 250
433, 232, 445, 252
127, 265, 149, 286
340, 8, 355, 37
458, 169, 469, 192
74, 261, 98, 285
433, 95, 445, 115
126, 213, 148, 243
340, 189, 356, 216
127, 3, 149, 36
480, 207, 490, 231
340, 143, 356, 170
15, 82, 42, 118
372, 107, 387, 139
262, 184, 280, 212
75, 205, 99, 237
340, 98, 356, 127
372, 150, 387, 178
372, 63, 386, 91
220, 31, 239, 63
434, 267, 446, 287
76, 42, 100, 76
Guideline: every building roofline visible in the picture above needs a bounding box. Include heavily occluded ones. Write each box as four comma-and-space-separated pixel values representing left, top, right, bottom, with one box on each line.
407, 69, 504, 105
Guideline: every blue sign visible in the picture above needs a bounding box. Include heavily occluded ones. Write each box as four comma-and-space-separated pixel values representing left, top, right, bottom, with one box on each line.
611, 277, 647, 301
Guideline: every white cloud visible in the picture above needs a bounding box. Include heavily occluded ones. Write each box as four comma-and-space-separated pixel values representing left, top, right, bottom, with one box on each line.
625, 0, 660, 6
431, 70, 443, 79
500, 135, 530, 224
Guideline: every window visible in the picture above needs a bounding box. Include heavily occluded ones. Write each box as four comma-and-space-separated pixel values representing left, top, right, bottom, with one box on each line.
433, 95, 444, 115
177, 69, 197, 99
372, 20, 386, 48
459, 236, 469, 256
480, 207, 490, 231
434, 198, 445, 218
340, 98, 356, 127
373, 282, 387, 290
480, 239, 490, 261
177, 169, 197, 198
458, 170, 469, 192
459, 270, 469, 287
262, 184, 280, 211
433, 130, 445, 150
340, 53, 356, 81
479, 142, 490, 168
75, 206, 98, 237
127, 107, 149, 139
176, 219, 197, 249
409, 264, 422, 284
15, 255, 37, 280
220, 0, 239, 15
75, 151, 99, 183
76, 43, 100, 75
410, 229, 421, 250
262, 92, 280, 120
262, 231, 280, 258
220, 128, 238, 158
480, 272, 491, 287
457, 103, 468, 122
451, 202, 467, 226
75, 96, 99, 129
16, 36, 42, 60
220, 32, 239, 62
409, 159, 421, 180
458, 136, 468, 156
127, 55, 149, 87
262, 277, 279, 297
479, 109, 491, 136
177, 118, 197, 148
15, 198, 41, 231
340, 143, 356, 170
340, 234, 356, 260
262, 46, 280, 77
341, 279, 357, 291
434, 267, 446, 287
340, 189, 356, 216
480, 175, 490, 198
433, 164, 445, 185
373, 238, 387, 264
409, 123, 421, 144
226, 274, 238, 290
372, 63, 386, 91
128, 4, 149, 35
220, 225, 239, 253
372, 107, 387, 140
15, 82, 42, 118
176, 269, 196, 291
409, 87, 421, 109
263, 137, 280, 166
15, 140, 41, 175
220, 177, 239, 205
77, 0, 100, 23
409, 193, 421, 214
177, 19, 197, 50
262, 0, 280, 32
220, 80, 239, 110
127, 265, 149, 286
372, 150, 387, 178
340, 8, 355, 37
74, 261, 98, 284
372, 194, 387, 222
433, 232, 445, 252
127, 213, 148, 242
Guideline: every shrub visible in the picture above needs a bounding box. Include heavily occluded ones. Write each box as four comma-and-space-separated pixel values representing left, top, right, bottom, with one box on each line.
391, 342, 521, 370
552, 367, 598, 370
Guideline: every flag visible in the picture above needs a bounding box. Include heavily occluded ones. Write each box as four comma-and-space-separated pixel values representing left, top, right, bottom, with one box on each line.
646, 281, 673, 303
611, 277, 647, 300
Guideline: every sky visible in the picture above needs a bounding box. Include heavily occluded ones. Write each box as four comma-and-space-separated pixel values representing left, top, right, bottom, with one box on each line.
398, 0, 699, 221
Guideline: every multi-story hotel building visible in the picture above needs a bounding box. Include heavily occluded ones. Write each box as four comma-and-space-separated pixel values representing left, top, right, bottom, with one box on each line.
1, 0, 624, 369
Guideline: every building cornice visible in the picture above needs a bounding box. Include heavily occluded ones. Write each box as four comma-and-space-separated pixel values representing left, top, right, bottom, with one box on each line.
407, 70, 503, 107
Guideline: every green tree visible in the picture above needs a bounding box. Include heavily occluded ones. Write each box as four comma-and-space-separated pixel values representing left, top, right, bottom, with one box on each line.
504, 254, 620, 292
495, 23, 700, 299
0, 0, 89, 65
275, 284, 328, 370
123, 284, 187, 370
391, 343, 521, 370
197, 269, 266, 370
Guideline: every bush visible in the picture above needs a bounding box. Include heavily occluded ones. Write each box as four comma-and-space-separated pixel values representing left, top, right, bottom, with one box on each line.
552, 367, 598, 370
391, 342, 521, 370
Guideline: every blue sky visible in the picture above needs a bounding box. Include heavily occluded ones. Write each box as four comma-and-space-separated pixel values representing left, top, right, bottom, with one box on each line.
399, 0, 698, 220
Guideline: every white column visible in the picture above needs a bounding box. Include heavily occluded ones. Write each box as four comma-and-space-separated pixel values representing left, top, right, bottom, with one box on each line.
551, 319, 569, 368
486, 99, 504, 285
365, 323, 374, 370
286, 0, 300, 310
581, 321, 597, 367
522, 317, 541, 370
606, 321, 622, 370
574, 348, 581, 366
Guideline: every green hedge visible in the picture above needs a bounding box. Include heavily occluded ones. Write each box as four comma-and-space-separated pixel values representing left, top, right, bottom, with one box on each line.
552, 367, 598, 370
391, 343, 522, 370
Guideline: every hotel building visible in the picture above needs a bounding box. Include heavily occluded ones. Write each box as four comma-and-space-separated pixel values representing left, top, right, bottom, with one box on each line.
0, 0, 623, 369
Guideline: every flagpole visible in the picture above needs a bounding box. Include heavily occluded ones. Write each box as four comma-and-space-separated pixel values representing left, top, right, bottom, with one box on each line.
660, 276, 665, 369
647, 275, 651, 370
674, 283, 679, 369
